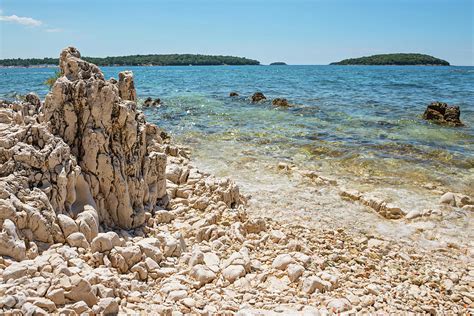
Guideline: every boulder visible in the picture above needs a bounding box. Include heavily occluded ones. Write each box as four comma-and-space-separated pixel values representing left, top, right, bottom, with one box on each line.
229, 92, 239, 97
251, 92, 266, 103
423, 102, 463, 126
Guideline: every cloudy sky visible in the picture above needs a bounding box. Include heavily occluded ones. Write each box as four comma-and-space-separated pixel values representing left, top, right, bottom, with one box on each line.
0, 0, 473, 65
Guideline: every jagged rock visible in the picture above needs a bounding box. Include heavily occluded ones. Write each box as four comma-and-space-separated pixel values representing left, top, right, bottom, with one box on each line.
251, 92, 266, 103
118, 71, 137, 101
41, 47, 168, 229
65, 275, 98, 307
423, 102, 463, 126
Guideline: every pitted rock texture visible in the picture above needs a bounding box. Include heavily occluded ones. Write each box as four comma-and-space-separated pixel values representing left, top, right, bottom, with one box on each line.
41, 47, 167, 229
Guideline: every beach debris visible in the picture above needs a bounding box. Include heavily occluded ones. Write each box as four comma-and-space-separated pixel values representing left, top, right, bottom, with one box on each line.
251, 92, 266, 102
423, 101, 463, 126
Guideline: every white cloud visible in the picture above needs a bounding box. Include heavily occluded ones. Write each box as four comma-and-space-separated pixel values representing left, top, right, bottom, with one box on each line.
46, 28, 62, 33
0, 14, 42, 27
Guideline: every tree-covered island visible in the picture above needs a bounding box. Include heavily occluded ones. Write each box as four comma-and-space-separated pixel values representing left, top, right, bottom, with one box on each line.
331, 53, 449, 66
0, 54, 260, 67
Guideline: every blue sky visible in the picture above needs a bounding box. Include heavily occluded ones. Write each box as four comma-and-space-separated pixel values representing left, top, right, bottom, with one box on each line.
0, 0, 473, 65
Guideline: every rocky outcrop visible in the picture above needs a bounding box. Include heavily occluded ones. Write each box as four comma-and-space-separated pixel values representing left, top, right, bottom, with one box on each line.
251, 92, 266, 103
423, 102, 463, 126
41, 47, 167, 229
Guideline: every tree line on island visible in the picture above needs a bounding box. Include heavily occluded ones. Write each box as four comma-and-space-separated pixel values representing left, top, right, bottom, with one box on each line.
0, 54, 260, 67
331, 53, 450, 66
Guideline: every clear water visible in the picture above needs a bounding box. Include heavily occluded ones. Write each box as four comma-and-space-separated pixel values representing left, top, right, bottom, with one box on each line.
1, 65, 473, 247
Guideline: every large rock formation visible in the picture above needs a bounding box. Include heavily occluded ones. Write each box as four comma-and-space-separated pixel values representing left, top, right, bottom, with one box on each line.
41, 47, 167, 229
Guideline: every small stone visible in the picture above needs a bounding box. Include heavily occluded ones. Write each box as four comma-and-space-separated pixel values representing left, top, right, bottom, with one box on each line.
326, 298, 351, 313
222, 265, 246, 283
439, 192, 456, 206
287, 264, 305, 282
272, 254, 294, 270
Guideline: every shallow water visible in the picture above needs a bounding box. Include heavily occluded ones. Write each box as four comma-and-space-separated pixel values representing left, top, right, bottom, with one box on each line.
1, 65, 473, 247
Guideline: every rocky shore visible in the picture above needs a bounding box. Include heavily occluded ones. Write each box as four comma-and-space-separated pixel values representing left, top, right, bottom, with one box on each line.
0, 47, 472, 315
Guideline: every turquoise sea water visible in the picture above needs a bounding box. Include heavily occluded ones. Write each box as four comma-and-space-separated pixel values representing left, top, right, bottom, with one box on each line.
1, 65, 473, 196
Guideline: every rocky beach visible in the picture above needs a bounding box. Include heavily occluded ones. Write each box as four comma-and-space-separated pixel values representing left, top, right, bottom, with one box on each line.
0, 47, 473, 315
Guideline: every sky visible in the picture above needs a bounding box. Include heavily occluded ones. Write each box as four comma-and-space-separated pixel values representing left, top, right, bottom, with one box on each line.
0, 0, 473, 65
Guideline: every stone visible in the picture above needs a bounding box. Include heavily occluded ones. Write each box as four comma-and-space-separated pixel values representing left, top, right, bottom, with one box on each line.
229, 92, 239, 97
137, 238, 163, 263
287, 263, 305, 282
302, 276, 331, 294
423, 101, 463, 126
57, 214, 79, 238
272, 98, 290, 107
190, 264, 217, 286
326, 298, 351, 313
66, 232, 90, 249
46, 288, 65, 306
222, 265, 246, 283
439, 192, 456, 206
3, 262, 29, 281
251, 92, 266, 103
31, 297, 56, 312
143, 97, 161, 107
0, 219, 26, 261
91, 233, 114, 253
65, 276, 98, 307
272, 254, 294, 270
96, 297, 119, 315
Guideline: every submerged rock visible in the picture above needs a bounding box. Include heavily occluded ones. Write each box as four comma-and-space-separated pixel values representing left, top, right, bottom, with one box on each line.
143, 97, 161, 107
251, 92, 266, 103
423, 102, 463, 126
272, 98, 290, 107
229, 92, 239, 97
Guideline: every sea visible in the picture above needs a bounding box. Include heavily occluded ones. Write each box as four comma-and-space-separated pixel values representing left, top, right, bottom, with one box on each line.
1, 65, 473, 248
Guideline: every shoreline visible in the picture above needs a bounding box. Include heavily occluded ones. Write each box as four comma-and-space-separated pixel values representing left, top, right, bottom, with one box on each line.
0, 47, 472, 314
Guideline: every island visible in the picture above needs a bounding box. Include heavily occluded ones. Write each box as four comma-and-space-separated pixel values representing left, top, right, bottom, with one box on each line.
0, 54, 260, 67
330, 53, 449, 66
270, 62, 287, 65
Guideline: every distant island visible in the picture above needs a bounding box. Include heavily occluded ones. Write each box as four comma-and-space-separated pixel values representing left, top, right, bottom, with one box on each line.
330, 53, 450, 66
270, 62, 287, 65
0, 54, 260, 67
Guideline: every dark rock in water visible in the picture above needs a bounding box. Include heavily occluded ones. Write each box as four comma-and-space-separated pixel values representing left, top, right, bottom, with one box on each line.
272, 98, 290, 107
251, 92, 266, 103
229, 92, 239, 97
144, 97, 161, 107
423, 102, 463, 126
25, 93, 41, 107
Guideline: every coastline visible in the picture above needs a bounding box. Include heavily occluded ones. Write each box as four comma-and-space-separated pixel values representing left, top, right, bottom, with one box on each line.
0, 47, 472, 314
